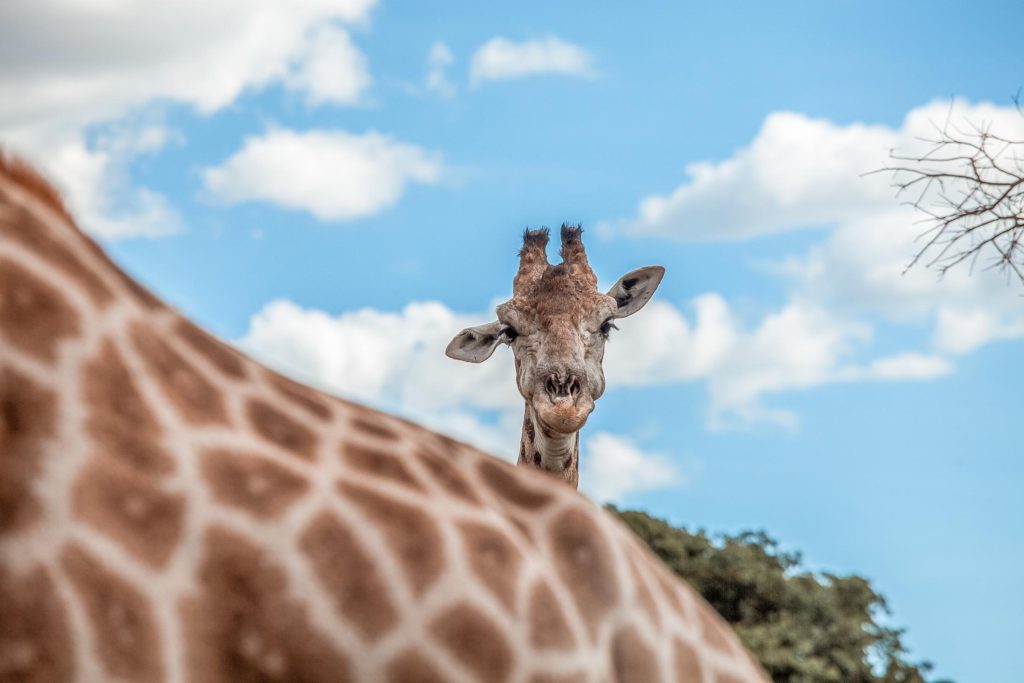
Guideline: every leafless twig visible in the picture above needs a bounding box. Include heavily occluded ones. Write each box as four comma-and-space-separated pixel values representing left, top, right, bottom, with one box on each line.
868, 99, 1024, 286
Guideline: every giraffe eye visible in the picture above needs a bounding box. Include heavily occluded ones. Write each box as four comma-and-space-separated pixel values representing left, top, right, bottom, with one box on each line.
599, 319, 618, 339
501, 325, 519, 342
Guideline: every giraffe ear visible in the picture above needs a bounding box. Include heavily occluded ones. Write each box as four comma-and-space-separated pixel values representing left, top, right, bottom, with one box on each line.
607, 266, 665, 318
445, 321, 505, 363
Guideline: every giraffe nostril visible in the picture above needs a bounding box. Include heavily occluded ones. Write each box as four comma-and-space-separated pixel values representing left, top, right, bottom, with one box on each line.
544, 374, 583, 400
545, 376, 559, 399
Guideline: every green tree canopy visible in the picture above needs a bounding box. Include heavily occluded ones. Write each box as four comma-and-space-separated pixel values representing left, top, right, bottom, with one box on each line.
611, 508, 950, 683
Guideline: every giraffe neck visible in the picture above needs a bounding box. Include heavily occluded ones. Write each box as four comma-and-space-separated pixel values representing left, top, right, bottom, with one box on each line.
517, 404, 580, 488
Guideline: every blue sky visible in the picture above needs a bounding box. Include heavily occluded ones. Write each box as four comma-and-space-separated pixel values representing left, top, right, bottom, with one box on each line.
3, 2, 1022, 680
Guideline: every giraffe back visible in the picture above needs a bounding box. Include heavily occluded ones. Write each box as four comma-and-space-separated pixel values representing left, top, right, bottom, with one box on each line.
0, 153, 768, 683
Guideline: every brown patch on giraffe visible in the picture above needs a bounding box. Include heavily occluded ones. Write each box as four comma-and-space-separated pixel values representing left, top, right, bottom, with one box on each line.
131, 322, 228, 426
0, 565, 74, 683
549, 508, 620, 639
82, 341, 174, 476
174, 319, 247, 380
459, 521, 522, 613
478, 460, 553, 509
698, 606, 737, 655
350, 414, 400, 441
246, 398, 318, 461
414, 446, 479, 504
266, 371, 331, 420
341, 442, 422, 490
384, 649, 447, 683
0, 367, 55, 533
72, 457, 184, 569
0, 258, 79, 363
0, 192, 114, 307
337, 481, 444, 598
626, 546, 662, 629
673, 637, 705, 682
180, 526, 354, 683
298, 510, 398, 642
430, 603, 513, 683
527, 580, 576, 650
199, 448, 309, 520
611, 625, 662, 683
60, 543, 165, 683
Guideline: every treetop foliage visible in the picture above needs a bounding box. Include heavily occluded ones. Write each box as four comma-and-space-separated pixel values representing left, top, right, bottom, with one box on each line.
610, 507, 952, 683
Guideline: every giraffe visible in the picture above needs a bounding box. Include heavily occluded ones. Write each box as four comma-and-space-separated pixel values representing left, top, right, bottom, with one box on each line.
0, 152, 768, 683
446, 226, 664, 489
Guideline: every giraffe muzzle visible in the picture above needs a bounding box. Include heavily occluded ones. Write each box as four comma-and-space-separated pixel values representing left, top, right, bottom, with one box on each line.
533, 376, 594, 433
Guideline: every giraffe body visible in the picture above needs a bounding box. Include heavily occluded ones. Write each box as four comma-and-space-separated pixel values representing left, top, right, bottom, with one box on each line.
0, 154, 768, 682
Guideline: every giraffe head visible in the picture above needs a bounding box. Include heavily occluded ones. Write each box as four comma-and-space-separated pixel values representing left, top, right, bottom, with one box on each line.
446, 224, 664, 436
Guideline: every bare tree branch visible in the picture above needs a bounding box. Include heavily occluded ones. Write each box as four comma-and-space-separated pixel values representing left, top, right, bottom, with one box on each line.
870, 99, 1024, 286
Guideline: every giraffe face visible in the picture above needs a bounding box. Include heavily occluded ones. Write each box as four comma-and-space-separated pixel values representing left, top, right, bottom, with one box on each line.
446, 226, 664, 437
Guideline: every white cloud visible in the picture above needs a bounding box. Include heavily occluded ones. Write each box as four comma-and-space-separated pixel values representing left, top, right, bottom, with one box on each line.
469, 36, 595, 85
779, 206, 1024, 354
934, 309, 1024, 355
622, 100, 1024, 242
704, 304, 870, 428
780, 208, 1023, 318
580, 434, 681, 504
603, 296, 736, 386
623, 112, 896, 240
202, 128, 442, 221
0, 1, 375, 129
0, 0, 375, 237
425, 42, 456, 97
5, 118, 184, 238
605, 296, 958, 429
285, 25, 371, 105
835, 353, 953, 382
238, 299, 520, 412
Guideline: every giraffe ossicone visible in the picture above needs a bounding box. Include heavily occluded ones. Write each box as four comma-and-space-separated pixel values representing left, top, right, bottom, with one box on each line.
447, 225, 664, 489
0, 152, 767, 682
